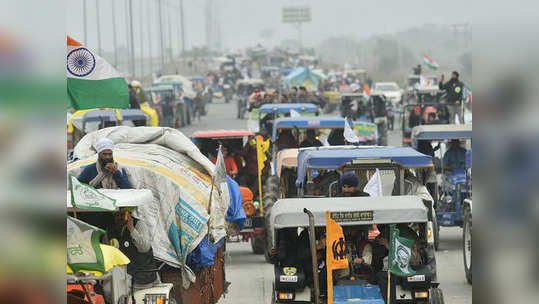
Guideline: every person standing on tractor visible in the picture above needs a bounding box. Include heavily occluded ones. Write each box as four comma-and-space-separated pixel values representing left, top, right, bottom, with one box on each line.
439, 71, 464, 123
128, 84, 140, 109
409, 106, 422, 129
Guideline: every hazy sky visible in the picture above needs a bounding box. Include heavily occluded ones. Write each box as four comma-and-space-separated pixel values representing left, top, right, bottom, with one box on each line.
67, 0, 472, 55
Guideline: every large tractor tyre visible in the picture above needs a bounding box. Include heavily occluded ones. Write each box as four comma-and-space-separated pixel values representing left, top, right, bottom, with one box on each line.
433, 211, 440, 251
236, 99, 242, 119
463, 208, 472, 284
185, 104, 191, 125
271, 283, 277, 304
264, 246, 272, 263
263, 194, 277, 217
250, 234, 265, 255
429, 288, 444, 304
266, 175, 279, 187
265, 176, 280, 196
265, 184, 279, 198
175, 104, 185, 128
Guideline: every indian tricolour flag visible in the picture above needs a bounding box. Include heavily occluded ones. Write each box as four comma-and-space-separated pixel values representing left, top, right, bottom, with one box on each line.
362, 83, 371, 104
423, 54, 439, 70
67, 36, 129, 110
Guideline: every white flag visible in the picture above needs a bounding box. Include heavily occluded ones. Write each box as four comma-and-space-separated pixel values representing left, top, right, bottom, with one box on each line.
213, 145, 228, 184
290, 109, 301, 118
364, 169, 383, 197
343, 118, 360, 143
69, 174, 117, 211
321, 136, 330, 146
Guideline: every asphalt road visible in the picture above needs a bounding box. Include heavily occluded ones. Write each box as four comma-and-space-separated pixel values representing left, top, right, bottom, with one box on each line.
179, 99, 472, 304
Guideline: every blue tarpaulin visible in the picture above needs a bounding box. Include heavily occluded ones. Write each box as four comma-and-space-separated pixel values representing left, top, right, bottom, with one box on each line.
185, 176, 245, 270
333, 284, 385, 304
226, 176, 246, 229
186, 236, 225, 271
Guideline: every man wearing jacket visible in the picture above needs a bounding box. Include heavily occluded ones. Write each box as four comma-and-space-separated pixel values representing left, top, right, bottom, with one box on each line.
77, 138, 132, 189
439, 71, 464, 123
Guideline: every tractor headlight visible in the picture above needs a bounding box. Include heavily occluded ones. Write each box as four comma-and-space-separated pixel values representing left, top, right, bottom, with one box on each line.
278, 292, 294, 300
144, 294, 167, 304
414, 291, 429, 299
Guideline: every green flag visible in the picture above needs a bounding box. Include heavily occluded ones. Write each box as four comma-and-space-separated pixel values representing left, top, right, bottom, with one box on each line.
67, 216, 106, 273
69, 174, 118, 211
388, 224, 416, 277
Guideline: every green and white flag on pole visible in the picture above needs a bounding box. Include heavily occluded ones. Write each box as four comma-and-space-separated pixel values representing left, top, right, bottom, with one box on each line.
67, 216, 106, 273
388, 224, 417, 277
69, 174, 118, 211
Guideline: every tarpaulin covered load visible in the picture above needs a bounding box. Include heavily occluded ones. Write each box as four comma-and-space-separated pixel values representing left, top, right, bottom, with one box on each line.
68, 126, 231, 287
282, 66, 327, 91
154, 74, 197, 99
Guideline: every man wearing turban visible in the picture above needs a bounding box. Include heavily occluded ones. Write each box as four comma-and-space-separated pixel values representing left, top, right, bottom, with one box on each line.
337, 171, 370, 197
77, 138, 132, 189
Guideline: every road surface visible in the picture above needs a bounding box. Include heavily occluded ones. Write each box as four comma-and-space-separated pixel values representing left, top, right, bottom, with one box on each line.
179, 99, 472, 304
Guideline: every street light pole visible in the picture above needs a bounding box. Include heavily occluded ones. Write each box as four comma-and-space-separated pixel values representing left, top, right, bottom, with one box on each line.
124, 0, 131, 74
111, 0, 118, 67
83, 0, 88, 45
167, 7, 173, 61
147, 0, 154, 79
179, 0, 186, 54
158, 0, 165, 71
96, 0, 102, 56
139, 0, 144, 79
298, 22, 303, 50
128, 0, 136, 77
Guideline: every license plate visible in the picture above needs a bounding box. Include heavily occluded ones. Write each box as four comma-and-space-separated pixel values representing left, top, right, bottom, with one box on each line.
244, 218, 252, 228
407, 275, 425, 282
280, 275, 298, 282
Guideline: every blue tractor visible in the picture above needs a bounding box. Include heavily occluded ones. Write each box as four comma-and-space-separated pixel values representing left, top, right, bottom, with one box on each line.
411, 124, 472, 230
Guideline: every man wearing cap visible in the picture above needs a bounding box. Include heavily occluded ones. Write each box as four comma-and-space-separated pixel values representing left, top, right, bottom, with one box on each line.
128, 84, 140, 109
77, 138, 132, 189
337, 171, 370, 197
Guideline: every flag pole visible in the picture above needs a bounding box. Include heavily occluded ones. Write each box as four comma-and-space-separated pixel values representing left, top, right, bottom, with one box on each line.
258, 166, 263, 216
387, 271, 391, 304
72, 206, 78, 219
304, 208, 320, 304
207, 176, 215, 242
256, 137, 264, 216
326, 211, 333, 304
